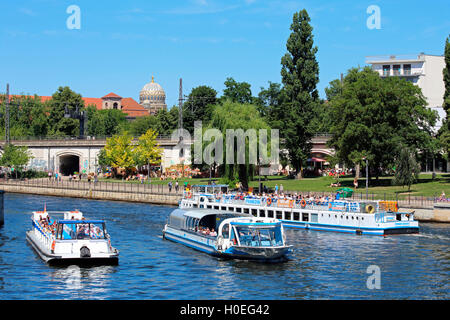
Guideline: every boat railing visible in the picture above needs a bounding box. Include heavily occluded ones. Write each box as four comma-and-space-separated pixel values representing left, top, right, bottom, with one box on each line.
188, 193, 403, 214
33, 219, 54, 249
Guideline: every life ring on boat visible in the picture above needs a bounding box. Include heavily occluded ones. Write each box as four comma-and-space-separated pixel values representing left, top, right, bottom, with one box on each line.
328, 202, 332, 210
300, 199, 306, 208
187, 192, 192, 199
51, 240, 55, 253
366, 204, 375, 214
267, 198, 272, 206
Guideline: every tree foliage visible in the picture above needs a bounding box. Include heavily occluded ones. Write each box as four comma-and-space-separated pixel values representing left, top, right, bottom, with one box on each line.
327, 66, 437, 176
183, 86, 217, 133
0, 144, 33, 177
279, 9, 320, 177
206, 100, 270, 188
392, 147, 421, 191
222, 77, 253, 104
134, 129, 162, 167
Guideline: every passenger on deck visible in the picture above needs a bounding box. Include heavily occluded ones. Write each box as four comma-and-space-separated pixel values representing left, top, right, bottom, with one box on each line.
209, 228, 217, 237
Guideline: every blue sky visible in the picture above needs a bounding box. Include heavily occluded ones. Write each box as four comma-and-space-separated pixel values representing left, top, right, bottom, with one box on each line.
1, 0, 449, 107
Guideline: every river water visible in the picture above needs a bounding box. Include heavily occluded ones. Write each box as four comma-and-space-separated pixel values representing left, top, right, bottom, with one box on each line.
0, 193, 448, 300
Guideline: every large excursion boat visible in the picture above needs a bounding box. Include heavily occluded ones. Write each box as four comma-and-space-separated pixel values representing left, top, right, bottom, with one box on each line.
26, 209, 119, 266
179, 185, 419, 236
162, 208, 291, 261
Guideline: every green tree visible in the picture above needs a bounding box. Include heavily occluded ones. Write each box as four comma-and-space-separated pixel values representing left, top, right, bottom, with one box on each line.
155, 108, 178, 135
183, 86, 217, 133
134, 129, 162, 179
439, 35, 450, 160
103, 131, 136, 175
279, 9, 320, 178
0, 144, 33, 178
206, 100, 270, 189
328, 66, 437, 178
47, 86, 85, 136
129, 115, 159, 136
222, 77, 253, 104
392, 147, 421, 192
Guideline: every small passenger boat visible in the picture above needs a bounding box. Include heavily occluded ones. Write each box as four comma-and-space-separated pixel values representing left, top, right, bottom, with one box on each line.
163, 208, 291, 261
26, 209, 119, 266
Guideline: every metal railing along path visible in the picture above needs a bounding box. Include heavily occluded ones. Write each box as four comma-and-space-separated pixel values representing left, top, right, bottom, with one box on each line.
0, 178, 184, 197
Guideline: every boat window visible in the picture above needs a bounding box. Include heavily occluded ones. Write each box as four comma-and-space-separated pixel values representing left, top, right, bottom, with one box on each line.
267, 210, 274, 218
244, 208, 249, 214
221, 223, 230, 239
284, 211, 291, 220
310, 213, 318, 223
251, 209, 258, 217
207, 205, 212, 209
236, 207, 242, 213
214, 206, 219, 210
60, 222, 105, 240
302, 213, 309, 222
259, 209, 266, 218
228, 207, 234, 212
235, 226, 283, 247
276, 211, 282, 219
293, 211, 300, 221
221, 206, 226, 211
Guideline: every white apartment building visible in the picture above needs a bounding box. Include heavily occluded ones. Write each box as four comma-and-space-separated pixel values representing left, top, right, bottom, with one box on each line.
366, 53, 445, 131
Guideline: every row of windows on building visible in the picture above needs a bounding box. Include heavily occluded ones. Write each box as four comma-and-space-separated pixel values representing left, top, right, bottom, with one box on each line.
382, 64, 413, 76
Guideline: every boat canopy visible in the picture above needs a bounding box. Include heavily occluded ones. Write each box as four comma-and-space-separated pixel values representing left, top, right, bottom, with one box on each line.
168, 208, 250, 231
58, 219, 105, 224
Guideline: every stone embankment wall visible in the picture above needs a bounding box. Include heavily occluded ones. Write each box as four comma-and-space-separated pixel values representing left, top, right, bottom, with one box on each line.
0, 184, 179, 206
399, 203, 450, 223
1, 184, 449, 222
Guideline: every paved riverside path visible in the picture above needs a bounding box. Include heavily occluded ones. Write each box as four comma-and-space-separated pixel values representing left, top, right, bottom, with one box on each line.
0, 178, 182, 206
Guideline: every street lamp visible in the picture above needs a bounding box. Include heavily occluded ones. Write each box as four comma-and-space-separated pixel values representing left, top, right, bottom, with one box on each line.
64, 104, 87, 138
363, 157, 369, 200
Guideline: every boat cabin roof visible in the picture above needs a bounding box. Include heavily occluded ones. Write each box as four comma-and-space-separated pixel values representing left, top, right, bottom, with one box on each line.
58, 220, 105, 224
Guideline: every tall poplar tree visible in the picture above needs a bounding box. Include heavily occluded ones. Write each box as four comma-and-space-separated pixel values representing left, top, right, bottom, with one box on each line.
280, 9, 319, 178
440, 35, 450, 160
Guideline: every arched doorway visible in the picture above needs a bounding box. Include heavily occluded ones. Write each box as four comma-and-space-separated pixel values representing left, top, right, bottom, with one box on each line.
59, 155, 80, 176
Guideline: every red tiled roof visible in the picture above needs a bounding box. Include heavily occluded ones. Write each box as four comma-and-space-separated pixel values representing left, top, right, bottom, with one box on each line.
3, 93, 149, 117
83, 97, 103, 109
101, 92, 122, 99
121, 97, 149, 118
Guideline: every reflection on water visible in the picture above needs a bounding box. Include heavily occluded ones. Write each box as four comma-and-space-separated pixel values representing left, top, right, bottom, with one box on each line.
49, 265, 117, 298
0, 193, 448, 299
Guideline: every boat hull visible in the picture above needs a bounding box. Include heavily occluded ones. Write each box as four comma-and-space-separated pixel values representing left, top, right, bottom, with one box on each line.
281, 220, 419, 236
26, 231, 119, 266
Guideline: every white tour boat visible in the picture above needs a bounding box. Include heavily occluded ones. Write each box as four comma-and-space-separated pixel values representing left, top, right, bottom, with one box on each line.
179, 185, 419, 236
26, 209, 119, 266
163, 208, 291, 261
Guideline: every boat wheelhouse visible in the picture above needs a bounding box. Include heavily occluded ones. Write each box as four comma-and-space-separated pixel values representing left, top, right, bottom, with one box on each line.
180, 185, 419, 236
163, 208, 291, 261
26, 210, 119, 266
